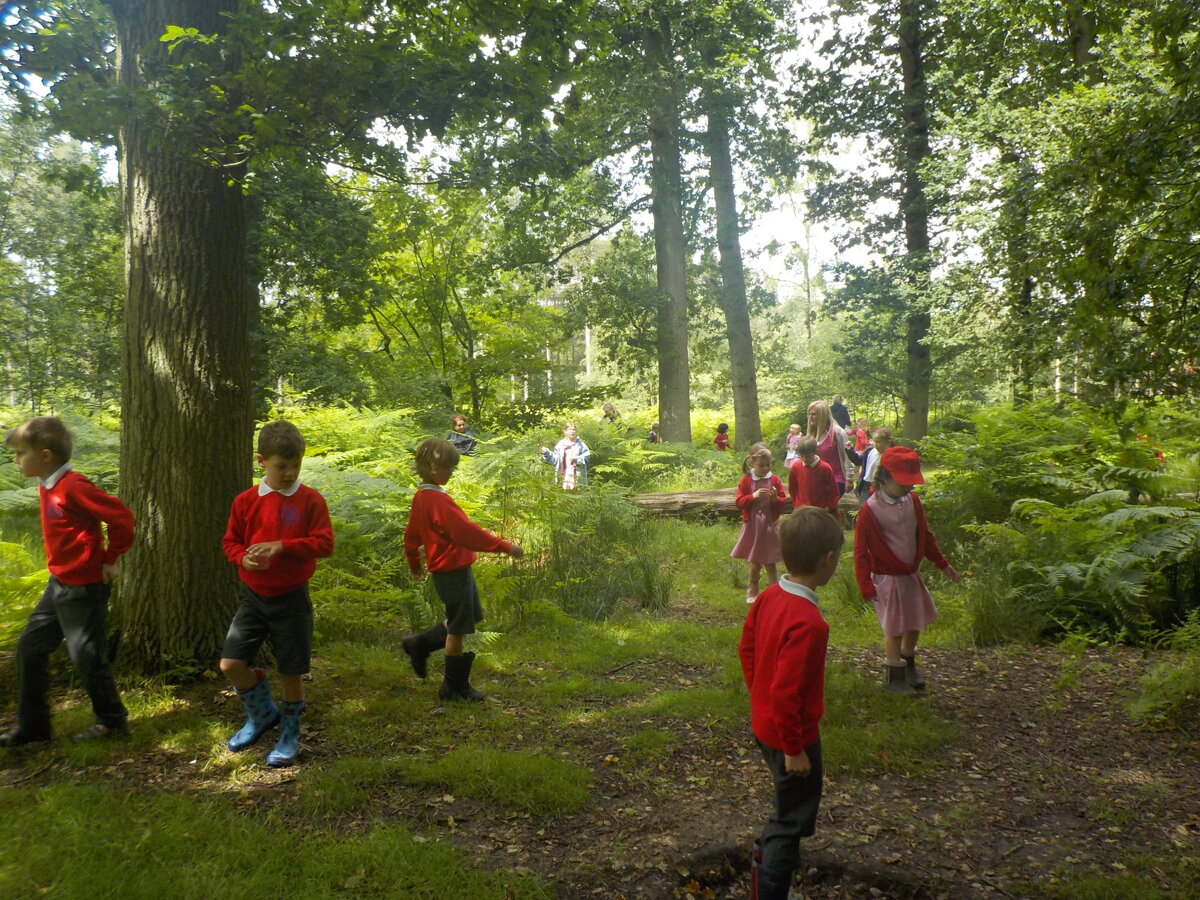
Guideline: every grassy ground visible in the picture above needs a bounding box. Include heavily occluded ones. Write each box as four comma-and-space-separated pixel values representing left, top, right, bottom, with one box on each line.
1, 519, 1196, 898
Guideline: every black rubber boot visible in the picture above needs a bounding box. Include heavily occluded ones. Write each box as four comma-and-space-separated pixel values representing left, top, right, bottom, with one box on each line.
755, 863, 794, 900
885, 662, 919, 696
0, 727, 51, 748
402, 622, 447, 679
439, 652, 485, 702
901, 652, 926, 690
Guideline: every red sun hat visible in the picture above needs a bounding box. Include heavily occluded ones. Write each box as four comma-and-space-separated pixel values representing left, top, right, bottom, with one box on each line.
880, 446, 925, 486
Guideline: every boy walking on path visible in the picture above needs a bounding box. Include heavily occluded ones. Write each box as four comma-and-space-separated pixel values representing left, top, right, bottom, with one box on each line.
2, 417, 135, 746
739, 507, 844, 900
220, 420, 334, 767
402, 438, 523, 702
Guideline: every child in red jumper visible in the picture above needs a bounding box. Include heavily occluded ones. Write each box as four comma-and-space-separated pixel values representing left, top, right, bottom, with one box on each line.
731, 446, 789, 603
1, 417, 135, 747
220, 420, 334, 767
854, 446, 958, 694
787, 436, 841, 522
740, 507, 843, 900
402, 437, 523, 701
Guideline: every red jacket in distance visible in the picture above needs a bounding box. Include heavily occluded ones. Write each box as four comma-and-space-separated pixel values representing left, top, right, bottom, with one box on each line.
853, 492, 948, 601
788, 460, 839, 512
714, 432, 731, 451
39, 471, 135, 585
404, 486, 513, 574
223, 484, 334, 596
739, 580, 829, 755
734, 473, 788, 523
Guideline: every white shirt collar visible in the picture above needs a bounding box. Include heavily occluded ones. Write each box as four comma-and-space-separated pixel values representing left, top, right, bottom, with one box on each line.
41, 463, 72, 489
880, 489, 909, 506
804, 458, 819, 468
258, 478, 302, 497
416, 483, 446, 492
778, 576, 820, 607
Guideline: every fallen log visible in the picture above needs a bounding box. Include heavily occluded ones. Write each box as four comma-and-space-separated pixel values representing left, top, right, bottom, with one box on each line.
632, 486, 862, 521
632, 488, 740, 519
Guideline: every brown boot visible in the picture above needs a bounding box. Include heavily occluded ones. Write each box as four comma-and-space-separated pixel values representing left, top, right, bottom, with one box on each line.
884, 662, 918, 696
900, 652, 926, 690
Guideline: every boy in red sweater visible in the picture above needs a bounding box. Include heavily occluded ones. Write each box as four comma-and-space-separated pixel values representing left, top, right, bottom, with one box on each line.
788, 436, 841, 521
2, 417, 134, 747
739, 506, 843, 900
402, 437, 523, 701
219, 421, 334, 767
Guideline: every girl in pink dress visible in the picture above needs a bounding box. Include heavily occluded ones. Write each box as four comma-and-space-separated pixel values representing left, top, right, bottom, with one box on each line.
731, 446, 788, 603
853, 447, 959, 694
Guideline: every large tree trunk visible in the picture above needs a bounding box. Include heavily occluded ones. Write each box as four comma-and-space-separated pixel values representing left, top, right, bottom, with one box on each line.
643, 15, 691, 443
110, 0, 255, 673
704, 80, 762, 449
898, 0, 933, 441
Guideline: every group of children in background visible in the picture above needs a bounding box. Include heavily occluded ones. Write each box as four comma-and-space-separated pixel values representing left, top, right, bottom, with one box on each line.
4, 406, 956, 900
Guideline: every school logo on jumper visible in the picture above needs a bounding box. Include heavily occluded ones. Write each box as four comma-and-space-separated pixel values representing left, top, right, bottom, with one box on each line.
44, 497, 65, 520
279, 505, 301, 527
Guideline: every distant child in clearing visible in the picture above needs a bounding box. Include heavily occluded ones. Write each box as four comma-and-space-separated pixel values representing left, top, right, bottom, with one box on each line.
446, 414, 478, 456
732, 445, 788, 603
402, 438, 524, 702
220, 420, 334, 767
714, 422, 731, 451
788, 436, 840, 522
740, 507, 843, 900
1, 417, 135, 747
783, 423, 802, 468
854, 446, 958, 695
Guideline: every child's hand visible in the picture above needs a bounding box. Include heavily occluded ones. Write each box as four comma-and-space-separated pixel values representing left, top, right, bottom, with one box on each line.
754, 488, 771, 499
246, 541, 283, 560
101, 562, 120, 583
508, 544, 525, 560
942, 564, 960, 583
784, 751, 811, 776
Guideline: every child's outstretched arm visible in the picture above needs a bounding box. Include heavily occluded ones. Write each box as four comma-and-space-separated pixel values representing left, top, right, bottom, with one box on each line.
853, 510, 877, 600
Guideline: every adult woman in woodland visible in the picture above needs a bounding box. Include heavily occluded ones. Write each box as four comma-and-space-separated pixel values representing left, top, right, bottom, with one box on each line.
806, 400, 853, 496
540, 422, 590, 490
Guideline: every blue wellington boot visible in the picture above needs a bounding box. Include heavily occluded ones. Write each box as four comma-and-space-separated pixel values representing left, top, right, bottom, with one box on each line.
228, 669, 280, 752
266, 699, 305, 768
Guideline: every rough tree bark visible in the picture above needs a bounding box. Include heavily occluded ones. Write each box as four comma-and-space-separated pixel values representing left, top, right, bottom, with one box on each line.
898, 0, 933, 441
109, 0, 255, 672
643, 13, 692, 443
703, 78, 762, 449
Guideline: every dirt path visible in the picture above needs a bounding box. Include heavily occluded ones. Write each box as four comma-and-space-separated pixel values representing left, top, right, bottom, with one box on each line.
459, 618, 1200, 898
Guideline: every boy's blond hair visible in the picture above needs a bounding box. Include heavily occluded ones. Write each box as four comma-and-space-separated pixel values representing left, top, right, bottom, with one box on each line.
415, 437, 460, 481
795, 436, 818, 459
780, 507, 844, 575
5, 416, 73, 463
258, 420, 306, 459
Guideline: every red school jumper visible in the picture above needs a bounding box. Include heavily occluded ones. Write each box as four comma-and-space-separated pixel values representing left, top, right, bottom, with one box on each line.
404, 486, 513, 574
40, 470, 135, 585
739, 580, 829, 755
788, 460, 839, 513
222, 484, 334, 596
852, 492, 948, 600
734, 472, 788, 522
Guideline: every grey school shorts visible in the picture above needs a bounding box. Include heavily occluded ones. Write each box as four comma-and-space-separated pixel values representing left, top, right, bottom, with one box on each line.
221, 583, 313, 675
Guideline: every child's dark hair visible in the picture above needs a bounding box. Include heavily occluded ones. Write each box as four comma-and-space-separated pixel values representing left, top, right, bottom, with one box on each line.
742, 444, 772, 475
796, 436, 817, 459
780, 507, 844, 575
871, 426, 893, 445
415, 437, 460, 481
258, 420, 306, 459
717, 422, 729, 434
5, 416, 73, 463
